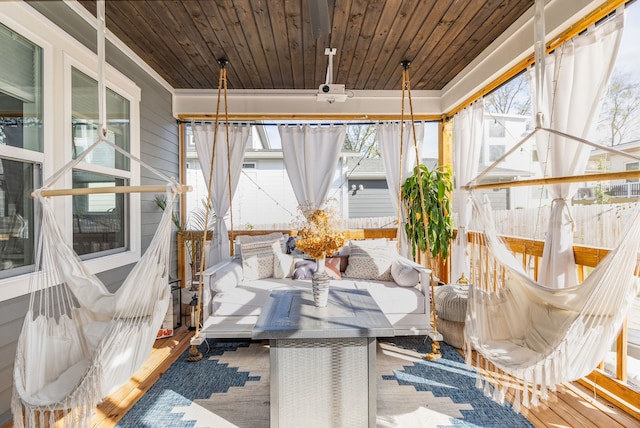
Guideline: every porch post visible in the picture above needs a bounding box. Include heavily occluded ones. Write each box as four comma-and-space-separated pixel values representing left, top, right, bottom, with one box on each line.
438, 118, 453, 284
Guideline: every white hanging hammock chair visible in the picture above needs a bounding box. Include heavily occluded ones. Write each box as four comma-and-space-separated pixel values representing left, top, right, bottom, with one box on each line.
11, 135, 184, 428
461, 2, 640, 411
11, 2, 189, 425
464, 193, 640, 410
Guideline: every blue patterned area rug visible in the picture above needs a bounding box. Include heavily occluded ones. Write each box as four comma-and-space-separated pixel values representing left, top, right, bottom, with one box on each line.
115, 337, 533, 428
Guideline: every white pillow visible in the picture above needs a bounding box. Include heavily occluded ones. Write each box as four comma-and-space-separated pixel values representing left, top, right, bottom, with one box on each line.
273, 242, 295, 279
241, 239, 277, 280
344, 240, 397, 281
236, 232, 286, 255
391, 259, 420, 287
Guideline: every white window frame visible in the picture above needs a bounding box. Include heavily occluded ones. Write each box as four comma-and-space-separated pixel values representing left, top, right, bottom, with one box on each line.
0, 3, 141, 302
63, 52, 141, 273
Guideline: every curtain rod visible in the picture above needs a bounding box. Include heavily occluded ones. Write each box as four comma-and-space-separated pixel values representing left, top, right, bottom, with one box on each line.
177, 119, 439, 126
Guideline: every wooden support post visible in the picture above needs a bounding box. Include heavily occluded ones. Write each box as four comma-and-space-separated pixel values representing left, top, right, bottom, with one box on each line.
438, 118, 453, 284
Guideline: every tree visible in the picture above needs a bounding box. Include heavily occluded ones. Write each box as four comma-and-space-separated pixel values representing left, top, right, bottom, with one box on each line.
597, 72, 640, 146
485, 73, 531, 116
343, 124, 379, 157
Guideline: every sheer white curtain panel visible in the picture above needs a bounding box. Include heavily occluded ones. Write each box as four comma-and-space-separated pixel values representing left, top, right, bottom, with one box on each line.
451, 100, 484, 282
377, 122, 424, 258
193, 123, 251, 266
529, 13, 624, 288
279, 124, 346, 209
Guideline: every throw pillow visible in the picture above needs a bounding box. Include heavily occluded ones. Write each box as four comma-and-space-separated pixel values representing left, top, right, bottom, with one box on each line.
273, 242, 295, 279
236, 232, 286, 255
292, 259, 315, 280
343, 241, 397, 281
390, 259, 420, 287
241, 239, 278, 280
325, 257, 342, 280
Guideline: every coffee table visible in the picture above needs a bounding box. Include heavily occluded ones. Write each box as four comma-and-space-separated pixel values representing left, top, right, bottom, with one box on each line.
252, 288, 394, 427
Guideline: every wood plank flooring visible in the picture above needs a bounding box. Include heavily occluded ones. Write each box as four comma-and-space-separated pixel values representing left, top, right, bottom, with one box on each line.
3, 326, 639, 427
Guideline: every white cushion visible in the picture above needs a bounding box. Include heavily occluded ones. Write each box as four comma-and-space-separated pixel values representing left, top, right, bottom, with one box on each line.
273, 244, 295, 279
434, 284, 468, 323
344, 241, 398, 281
236, 232, 284, 245
210, 259, 243, 293
240, 235, 285, 280
390, 259, 420, 287
33, 358, 90, 402
212, 278, 358, 316
354, 280, 425, 314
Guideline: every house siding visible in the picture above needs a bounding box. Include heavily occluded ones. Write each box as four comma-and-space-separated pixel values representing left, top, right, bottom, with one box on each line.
0, 2, 179, 424
348, 179, 395, 218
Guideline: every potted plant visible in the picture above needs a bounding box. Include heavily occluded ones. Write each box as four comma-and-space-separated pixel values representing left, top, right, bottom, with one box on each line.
401, 163, 453, 361
401, 163, 454, 265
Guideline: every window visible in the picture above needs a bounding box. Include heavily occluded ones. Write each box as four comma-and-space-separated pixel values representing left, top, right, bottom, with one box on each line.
72, 68, 130, 171
626, 161, 639, 183
71, 67, 131, 257
0, 22, 43, 278
489, 119, 506, 138
72, 171, 127, 256
489, 145, 506, 162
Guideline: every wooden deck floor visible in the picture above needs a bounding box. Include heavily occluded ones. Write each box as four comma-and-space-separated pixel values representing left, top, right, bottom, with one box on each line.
4, 325, 639, 427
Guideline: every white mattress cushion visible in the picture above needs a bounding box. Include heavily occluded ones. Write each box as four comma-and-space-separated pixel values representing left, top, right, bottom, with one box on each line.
354, 280, 425, 314
212, 279, 357, 316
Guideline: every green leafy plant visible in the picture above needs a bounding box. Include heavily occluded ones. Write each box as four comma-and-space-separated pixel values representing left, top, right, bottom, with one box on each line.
401, 164, 454, 261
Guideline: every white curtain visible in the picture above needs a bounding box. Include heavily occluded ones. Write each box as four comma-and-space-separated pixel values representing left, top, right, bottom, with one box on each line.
377, 122, 424, 259
279, 124, 346, 209
193, 122, 251, 266
530, 13, 624, 288
451, 100, 484, 282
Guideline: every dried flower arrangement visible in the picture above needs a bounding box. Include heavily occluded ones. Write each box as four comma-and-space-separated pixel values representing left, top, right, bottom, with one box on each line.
294, 200, 345, 260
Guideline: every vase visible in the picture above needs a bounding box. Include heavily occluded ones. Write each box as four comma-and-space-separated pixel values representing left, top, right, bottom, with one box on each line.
311, 256, 330, 307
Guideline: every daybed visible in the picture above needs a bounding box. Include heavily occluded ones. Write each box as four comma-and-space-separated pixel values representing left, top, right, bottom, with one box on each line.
198, 233, 437, 338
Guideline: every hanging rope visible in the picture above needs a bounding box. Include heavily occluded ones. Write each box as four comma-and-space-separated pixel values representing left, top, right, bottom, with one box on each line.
400, 60, 442, 360
222, 61, 235, 257
189, 59, 230, 362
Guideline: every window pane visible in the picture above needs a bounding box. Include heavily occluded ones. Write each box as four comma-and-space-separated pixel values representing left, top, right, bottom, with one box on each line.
0, 23, 43, 152
72, 170, 127, 256
71, 68, 130, 171
0, 158, 39, 276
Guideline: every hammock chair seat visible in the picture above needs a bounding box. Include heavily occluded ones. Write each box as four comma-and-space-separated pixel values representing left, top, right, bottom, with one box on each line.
12, 186, 176, 428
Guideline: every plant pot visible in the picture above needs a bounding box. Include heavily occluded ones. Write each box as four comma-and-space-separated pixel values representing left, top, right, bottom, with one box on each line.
311, 257, 330, 307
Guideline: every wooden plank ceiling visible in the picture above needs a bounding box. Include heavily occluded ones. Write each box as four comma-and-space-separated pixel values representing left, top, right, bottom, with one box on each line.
78, 0, 533, 91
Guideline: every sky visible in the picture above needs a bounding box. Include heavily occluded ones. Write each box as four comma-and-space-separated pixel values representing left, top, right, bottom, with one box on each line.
615, 5, 640, 76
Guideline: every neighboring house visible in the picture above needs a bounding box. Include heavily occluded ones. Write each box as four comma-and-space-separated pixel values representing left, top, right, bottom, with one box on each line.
478, 113, 543, 209
580, 139, 640, 203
